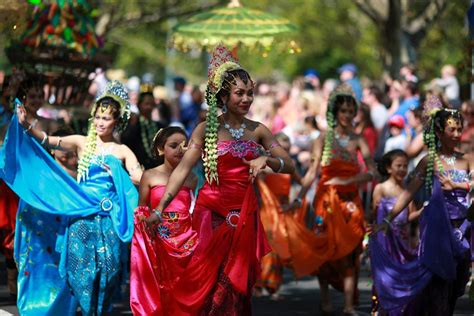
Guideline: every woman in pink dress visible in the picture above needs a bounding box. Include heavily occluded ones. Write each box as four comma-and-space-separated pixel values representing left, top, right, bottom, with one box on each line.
131, 126, 198, 316
143, 45, 295, 315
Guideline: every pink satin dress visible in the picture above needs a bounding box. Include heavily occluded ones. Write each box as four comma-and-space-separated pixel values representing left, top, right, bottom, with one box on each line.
130, 186, 198, 316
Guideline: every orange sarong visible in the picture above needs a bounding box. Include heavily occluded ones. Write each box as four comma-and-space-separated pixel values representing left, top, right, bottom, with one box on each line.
257, 159, 365, 279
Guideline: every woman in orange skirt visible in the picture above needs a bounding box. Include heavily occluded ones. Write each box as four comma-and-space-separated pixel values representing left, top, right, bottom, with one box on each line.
290, 85, 375, 315
255, 132, 305, 299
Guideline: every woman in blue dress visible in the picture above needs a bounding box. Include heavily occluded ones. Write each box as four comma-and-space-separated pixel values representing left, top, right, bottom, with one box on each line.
2, 81, 141, 315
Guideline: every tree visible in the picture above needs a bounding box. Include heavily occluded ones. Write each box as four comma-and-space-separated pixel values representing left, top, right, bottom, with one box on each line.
353, 0, 468, 77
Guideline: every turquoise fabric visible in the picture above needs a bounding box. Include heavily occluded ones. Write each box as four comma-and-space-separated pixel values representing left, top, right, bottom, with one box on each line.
1, 115, 138, 315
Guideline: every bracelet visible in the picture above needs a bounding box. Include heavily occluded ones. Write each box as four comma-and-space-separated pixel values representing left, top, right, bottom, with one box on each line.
153, 209, 163, 222
25, 119, 38, 133
40, 131, 48, 146
382, 217, 392, 229
276, 157, 284, 173
55, 137, 62, 149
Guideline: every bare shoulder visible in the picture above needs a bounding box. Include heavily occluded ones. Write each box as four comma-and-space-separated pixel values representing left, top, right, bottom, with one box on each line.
144, 167, 169, 187
118, 143, 134, 154
373, 182, 385, 197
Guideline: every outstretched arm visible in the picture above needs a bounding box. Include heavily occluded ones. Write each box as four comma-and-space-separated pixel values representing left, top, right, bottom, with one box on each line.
386, 157, 427, 221
17, 104, 84, 152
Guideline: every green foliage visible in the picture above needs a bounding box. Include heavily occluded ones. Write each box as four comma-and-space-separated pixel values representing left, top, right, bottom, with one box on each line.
0, 0, 467, 87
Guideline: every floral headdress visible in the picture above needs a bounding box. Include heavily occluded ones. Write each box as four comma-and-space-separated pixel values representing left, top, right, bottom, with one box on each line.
422, 96, 461, 193
77, 81, 131, 182
203, 44, 241, 184
321, 84, 357, 165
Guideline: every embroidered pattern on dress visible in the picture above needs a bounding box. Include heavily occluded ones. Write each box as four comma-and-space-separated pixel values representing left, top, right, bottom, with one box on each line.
330, 143, 357, 164
441, 169, 468, 184
217, 140, 265, 158
157, 225, 171, 239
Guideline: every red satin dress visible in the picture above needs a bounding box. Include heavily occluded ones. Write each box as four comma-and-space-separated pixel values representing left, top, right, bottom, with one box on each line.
0, 179, 18, 259
130, 186, 198, 316
172, 139, 271, 315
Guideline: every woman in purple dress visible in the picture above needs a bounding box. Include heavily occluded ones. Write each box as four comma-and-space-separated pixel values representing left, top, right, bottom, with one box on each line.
371, 97, 473, 315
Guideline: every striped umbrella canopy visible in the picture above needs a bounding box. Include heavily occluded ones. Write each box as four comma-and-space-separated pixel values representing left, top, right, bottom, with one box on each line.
170, 0, 299, 54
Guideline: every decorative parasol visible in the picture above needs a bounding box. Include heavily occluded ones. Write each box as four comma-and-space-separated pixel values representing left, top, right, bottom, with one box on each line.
170, 0, 300, 55
5, 0, 110, 107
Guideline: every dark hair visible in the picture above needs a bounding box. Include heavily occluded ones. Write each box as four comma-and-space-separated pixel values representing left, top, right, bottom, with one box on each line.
304, 115, 318, 129
412, 106, 423, 120
402, 80, 418, 95
16, 76, 44, 103
328, 94, 357, 127
94, 97, 121, 120
377, 149, 408, 178
368, 85, 383, 103
138, 92, 154, 107
151, 126, 187, 162
358, 103, 374, 128
429, 109, 463, 147
51, 126, 75, 137
216, 68, 253, 108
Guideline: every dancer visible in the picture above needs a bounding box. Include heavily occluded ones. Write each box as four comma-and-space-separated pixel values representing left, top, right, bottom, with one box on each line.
370, 149, 419, 315
255, 132, 304, 300
131, 126, 198, 315
15, 128, 78, 316
292, 85, 374, 314
144, 45, 295, 315
370, 97, 473, 315
2, 81, 140, 315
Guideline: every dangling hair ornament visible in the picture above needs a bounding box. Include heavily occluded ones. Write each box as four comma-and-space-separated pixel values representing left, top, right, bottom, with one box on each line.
204, 44, 242, 185
77, 81, 131, 183
321, 84, 357, 165
422, 95, 444, 194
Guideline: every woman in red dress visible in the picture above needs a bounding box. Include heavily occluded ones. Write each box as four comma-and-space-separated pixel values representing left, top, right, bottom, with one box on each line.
131, 126, 198, 315
143, 45, 295, 315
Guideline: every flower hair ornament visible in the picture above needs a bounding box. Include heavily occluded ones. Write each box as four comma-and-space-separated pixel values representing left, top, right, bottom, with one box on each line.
321, 84, 357, 166
203, 44, 242, 185
422, 96, 462, 193
77, 81, 131, 182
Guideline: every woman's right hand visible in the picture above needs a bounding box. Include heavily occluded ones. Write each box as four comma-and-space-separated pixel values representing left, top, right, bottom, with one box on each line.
367, 221, 390, 235
16, 104, 28, 128
143, 212, 161, 225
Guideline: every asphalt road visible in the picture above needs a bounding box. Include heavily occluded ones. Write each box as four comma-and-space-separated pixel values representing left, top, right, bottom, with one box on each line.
0, 263, 472, 315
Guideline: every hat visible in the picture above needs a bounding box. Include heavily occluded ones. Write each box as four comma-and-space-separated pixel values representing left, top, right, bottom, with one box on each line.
338, 63, 357, 74
304, 68, 319, 79
388, 114, 405, 129
173, 76, 186, 85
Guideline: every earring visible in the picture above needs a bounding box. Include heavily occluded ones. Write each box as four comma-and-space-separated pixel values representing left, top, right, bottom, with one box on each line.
222, 104, 227, 114
157, 149, 164, 156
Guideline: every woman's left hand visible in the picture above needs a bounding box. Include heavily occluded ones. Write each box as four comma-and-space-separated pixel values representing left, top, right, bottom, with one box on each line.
439, 173, 455, 191
243, 156, 268, 182
325, 177, 351, 186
